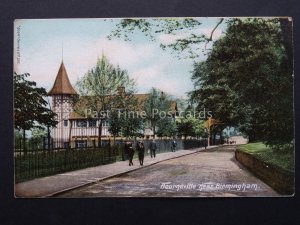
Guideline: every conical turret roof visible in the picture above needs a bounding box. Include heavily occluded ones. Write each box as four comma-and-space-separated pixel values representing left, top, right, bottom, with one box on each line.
48, 61, 77, 95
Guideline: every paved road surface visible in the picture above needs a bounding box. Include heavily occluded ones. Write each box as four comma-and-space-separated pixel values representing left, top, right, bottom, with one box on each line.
57, 146, 278, 197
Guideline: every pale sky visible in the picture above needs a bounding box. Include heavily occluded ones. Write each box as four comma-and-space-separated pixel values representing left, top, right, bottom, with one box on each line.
14, 18, 226, 98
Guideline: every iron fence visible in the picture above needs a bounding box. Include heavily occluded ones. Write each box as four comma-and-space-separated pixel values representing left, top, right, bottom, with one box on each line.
14, 138, 207, 183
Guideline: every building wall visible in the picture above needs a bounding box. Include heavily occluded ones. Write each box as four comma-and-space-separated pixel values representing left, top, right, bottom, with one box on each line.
51, 95, 160, 148
51, 95, 73, 148
51, 94, 115, 147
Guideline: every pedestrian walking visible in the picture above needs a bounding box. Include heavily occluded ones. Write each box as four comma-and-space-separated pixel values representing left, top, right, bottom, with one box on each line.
149, 139, 157, 158
125, 141, 134, 166
171, 140, 177, 152
136, 141, 145, 166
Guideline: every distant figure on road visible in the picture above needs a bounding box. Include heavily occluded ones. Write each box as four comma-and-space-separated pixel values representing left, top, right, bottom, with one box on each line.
136, 141, 145, 166
149, 139, 157, 158
171, 140, 177, 152
125, 141, 134, 166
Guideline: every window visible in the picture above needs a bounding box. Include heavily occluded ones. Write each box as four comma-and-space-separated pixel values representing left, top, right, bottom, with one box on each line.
103, 120, 109, 127
76, 120, 87, 127
64, 120, 68, 127
64, 142, 69, 148
88, 120, 97, 127
76, 140, 86, 149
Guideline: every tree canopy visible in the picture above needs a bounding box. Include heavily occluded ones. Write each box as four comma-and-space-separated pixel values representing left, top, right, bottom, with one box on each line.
108, 18, 224, 59
14, 73, 57, 131
190, 18, 293, 147
143, 88, 176, 136
75, 55, 139, 143
14, 72, 57, 150
108, 17, 293, 147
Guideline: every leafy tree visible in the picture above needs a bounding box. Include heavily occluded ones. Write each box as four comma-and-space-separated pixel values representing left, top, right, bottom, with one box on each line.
14, 130, 23, 139
177, 117, 195, 140
29, 127, 48, 149
14, 73, 57, 151
143, 88, 175, 136
108, 110, 122, 141
190, 18, 293, 148
120, 111, 144, 139
192, 118, 206, 139
75, 55, 137, 146
156, 118, 177, 138
108, 108, 144, 140
176, 115, 205, 140
108, 18, 224, 59
109, 17, 293, 148
109, 17, 291, 61
31, 127, 47, 139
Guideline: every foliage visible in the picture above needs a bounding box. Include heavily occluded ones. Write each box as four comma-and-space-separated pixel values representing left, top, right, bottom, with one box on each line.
108, 18, 224, 59
75, 54, 139, 142
156, 118, 177, 138
75, 54, 136, 114
76, 55, 135, 97
177, 117, 194, 139
109, 17, 293, 148
143, 88, 175, 136
192, 118, 206, 138
121, 111, 144, 138
14, 130, 23, 139
28, 127, 48, 148
238, 142, 294, 172
31, 127, 48, 139
190, 18, 293, 147
177, 116, 205, 139
108, 108, 144, 139
108, 110, 122, 138
14, 73, 57, 131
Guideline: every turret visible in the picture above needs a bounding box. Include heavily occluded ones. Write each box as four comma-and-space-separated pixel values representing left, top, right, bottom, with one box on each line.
48, 61, 78, 148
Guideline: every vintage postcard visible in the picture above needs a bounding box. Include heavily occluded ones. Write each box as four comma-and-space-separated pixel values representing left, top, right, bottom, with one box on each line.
14, 18, 294, 198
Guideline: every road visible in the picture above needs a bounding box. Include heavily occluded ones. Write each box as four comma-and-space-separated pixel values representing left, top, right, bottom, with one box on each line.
57, 146, 278, 197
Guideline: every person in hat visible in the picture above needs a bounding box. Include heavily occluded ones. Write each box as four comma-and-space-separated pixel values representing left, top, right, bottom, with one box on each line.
136, 141, 145, 166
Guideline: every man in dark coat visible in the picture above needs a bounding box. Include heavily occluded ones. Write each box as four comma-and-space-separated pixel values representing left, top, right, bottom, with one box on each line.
136, 141, 145, 165
149, 139, 157, 158
125, 141, 134, 166
171, 140, 177, 152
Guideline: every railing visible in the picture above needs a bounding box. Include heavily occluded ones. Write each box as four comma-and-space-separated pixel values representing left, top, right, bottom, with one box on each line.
14, 138, 207, 183
14, 145, 122, 183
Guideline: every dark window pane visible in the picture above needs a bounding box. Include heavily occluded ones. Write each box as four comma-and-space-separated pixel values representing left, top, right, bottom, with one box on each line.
89, 120, 97, 127
64, 120, 68, 127
76, 120, 87, 127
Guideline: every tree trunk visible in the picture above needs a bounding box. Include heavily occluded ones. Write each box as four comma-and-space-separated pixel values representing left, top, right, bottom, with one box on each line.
248, 131, 256, 143
152, 124, 156, 138
279, 18, 293, 70
207, 129, 211, 147
47, 125, 51, 150
220, 129, 223, 144
23, 129, 26, 155
213, 132, 216, 145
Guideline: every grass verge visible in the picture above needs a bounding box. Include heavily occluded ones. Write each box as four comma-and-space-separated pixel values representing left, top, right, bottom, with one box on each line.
237, 142, 294, 173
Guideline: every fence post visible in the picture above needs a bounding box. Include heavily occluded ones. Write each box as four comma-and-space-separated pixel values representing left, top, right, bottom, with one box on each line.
108, 139, 111, 161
